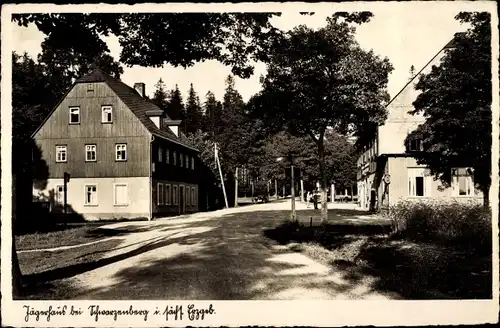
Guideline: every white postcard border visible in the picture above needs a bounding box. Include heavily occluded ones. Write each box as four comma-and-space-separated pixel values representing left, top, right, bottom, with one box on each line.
2, 2, 499, 327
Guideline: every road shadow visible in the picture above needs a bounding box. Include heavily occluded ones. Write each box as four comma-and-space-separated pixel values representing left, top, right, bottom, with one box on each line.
263, 214, 492, 300
230, 203, 371, 217
20, 222, 194, 286
264, 222, 390, 251
84, 224, 160, 238
20, 208, 395, 300
25, 206, 488, 300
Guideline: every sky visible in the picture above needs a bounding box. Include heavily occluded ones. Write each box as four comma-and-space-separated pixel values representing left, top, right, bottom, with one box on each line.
11, 7, 469, 103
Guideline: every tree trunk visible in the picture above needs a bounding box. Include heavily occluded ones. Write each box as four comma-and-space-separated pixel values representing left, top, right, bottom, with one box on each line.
300, 179, 304, 202
483, 185, 490, 208
275, 179, 278, 200
10, 186, 23, 298
318, 140, 328, 223
234, 167, 239, 208
12, 236, 22, 298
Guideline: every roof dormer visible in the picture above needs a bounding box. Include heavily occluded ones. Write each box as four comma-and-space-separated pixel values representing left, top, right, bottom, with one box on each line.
163, 119, 182, 137
146, 109, 164, 129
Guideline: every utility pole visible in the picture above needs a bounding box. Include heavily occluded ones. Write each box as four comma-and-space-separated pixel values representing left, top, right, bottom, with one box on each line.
331, 183, 335, 204
277, 155, 298, 221
290, 161, 296, 221
234, 167, 239, 207
214, 143, 228, 208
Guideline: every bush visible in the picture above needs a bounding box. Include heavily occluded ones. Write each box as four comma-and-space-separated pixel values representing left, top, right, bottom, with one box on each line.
387, 200, 491, 253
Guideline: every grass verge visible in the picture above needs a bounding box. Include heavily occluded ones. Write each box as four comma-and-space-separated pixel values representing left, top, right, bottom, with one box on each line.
15, 221, 155, 251
15, 225, 108, 251
18, 239, 124, 276
265, 218, 492, 299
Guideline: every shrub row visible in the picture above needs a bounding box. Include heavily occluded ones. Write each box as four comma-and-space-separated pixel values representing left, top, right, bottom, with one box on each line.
386, 200, 492, 253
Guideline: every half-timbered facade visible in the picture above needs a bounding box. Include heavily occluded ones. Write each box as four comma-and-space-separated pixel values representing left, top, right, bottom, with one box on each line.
32, 68, 200, 220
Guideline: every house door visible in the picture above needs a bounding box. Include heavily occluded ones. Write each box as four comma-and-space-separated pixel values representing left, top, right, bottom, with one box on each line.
370, 189, 377, 213
179, 185, 185, 214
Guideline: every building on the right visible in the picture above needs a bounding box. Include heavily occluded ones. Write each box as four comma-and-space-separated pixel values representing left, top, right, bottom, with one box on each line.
356, 34, 483, 212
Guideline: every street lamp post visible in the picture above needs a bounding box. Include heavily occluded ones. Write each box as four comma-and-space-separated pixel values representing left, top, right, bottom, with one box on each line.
289, 158, 296, 221
277, 155, 297, 221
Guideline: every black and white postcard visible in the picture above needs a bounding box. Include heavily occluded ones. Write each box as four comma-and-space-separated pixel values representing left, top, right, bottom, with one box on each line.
1, 2, 499, 327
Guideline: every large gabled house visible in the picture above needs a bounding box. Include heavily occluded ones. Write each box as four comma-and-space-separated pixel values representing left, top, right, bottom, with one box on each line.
32, 68, 200, 220
356, 34, 483, 212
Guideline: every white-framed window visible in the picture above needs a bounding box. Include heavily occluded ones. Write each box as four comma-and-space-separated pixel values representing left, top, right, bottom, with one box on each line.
87, 83, 94, 91
158, 146, 163, 162
56, 145, 67, 162
114, 183, 128, 206
165, 184, 171, 205
408, 168, 432, 197
55, 185, 64, 203
191, 157, 195, 170
69, 106, 80, 124
186, 186, 190, 206
84, 185, 98, 205
102, 105, 113, 123
191, 187, 196, 206
85, 144, 97, 162
173, 151, 177, 166
116, 144, 127, 161
157, 183, 164, 205
166, 148, 170, 163
180, 153, 184, 167
173, 185, 178, 205
452, 168, 474, 196
409, 139, 422, 151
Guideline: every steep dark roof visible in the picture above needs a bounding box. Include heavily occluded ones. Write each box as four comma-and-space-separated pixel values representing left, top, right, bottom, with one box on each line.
75, 68, 198, 152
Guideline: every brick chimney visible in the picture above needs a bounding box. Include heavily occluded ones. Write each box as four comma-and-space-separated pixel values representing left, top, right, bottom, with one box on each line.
134, 83, 145, 97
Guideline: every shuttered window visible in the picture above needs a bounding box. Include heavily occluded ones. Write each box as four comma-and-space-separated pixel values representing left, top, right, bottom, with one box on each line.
173, 185, 178, 205
114, 184, 128, 206
165, 184, 171, 205
157, 183, 164, 205
191, 187, 196, 205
